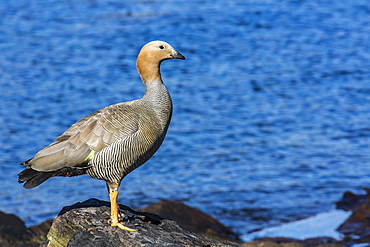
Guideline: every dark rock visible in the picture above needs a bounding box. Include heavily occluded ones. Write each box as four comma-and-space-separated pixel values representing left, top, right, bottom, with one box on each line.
336, 188, 370, 244
335, 188, 370, 211
246, 237, 303, 246
0, 211, 38, 247
253, 237, 302, 244
337, 193, 370, 239
6, 188, 370, 247
28, 219, 53, 242
243, 237, 348, 247
242, 241, 305, 247
42, 198, 241, 247
138, 199, 239, 241
302, 237, 341, 245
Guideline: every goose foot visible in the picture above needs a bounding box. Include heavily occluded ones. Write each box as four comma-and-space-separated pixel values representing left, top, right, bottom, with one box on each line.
111, 222, 137, 232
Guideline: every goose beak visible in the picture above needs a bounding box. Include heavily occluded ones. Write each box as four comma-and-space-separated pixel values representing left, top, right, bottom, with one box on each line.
171, 51, 185, 60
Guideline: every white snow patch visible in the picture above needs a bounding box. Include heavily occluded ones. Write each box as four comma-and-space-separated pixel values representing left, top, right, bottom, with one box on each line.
242, 210, 351, 242
352, 244, 370, 247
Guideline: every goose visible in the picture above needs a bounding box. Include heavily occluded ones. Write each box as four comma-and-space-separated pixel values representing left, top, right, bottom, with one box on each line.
18, 40, 185, 231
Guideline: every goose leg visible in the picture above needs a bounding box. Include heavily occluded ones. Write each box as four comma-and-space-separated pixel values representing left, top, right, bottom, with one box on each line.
107, 182, 136, 232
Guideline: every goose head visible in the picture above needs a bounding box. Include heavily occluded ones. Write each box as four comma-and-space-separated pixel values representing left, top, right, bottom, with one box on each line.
136, 41, 185, 83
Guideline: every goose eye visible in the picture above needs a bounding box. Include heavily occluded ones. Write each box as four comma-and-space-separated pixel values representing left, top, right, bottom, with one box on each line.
159, 45, 165, 50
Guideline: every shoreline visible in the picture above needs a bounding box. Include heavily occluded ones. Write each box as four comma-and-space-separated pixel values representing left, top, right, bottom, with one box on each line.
1, 189, 369, 246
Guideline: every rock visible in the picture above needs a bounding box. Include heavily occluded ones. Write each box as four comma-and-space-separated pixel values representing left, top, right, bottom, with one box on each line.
0, 210, 53, 247
242, 237, 348, 247
335, 188, 370, 211
242, 240, 305, 247
138, 199, 239, 241
6, 188, 370, 247
336, 188, 370, 244
42, 198, 241, 247
301, 237, 344, 246
337, 190, 370, 241
29, 219, 53, 244
0, 211, 34, 247
243, 237, 304, 247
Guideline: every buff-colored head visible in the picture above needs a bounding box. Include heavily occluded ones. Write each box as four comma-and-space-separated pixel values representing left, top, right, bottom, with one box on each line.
136, 41, 185, 83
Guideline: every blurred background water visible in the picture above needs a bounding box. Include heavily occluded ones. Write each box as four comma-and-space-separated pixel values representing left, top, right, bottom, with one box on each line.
1, 0, 370, 237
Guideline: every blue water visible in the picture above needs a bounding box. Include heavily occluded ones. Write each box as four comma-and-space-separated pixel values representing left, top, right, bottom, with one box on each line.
1, 0, 370, 237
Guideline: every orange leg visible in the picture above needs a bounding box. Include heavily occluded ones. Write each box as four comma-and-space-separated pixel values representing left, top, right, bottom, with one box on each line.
108, 187, 136, 232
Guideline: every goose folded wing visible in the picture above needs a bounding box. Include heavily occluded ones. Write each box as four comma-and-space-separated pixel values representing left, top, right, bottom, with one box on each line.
28, 104, 141, 172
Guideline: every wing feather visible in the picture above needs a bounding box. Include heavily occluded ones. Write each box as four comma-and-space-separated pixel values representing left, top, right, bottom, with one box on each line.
28, 103, 142, 172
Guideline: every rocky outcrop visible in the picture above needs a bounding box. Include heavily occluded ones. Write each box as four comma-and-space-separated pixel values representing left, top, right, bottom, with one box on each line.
336, 188, 370, 243
0, 211, 33, 247
335, 189, 369, 212
42, 198, 240, 247
3, 189, 370, 246
244, 237, 348, 247
0, 211, 51, 247
0, 199, 240, 247
139, 199, 239, 241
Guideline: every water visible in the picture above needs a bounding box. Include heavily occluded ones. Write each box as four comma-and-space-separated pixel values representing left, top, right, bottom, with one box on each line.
1, 0, 370, 237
